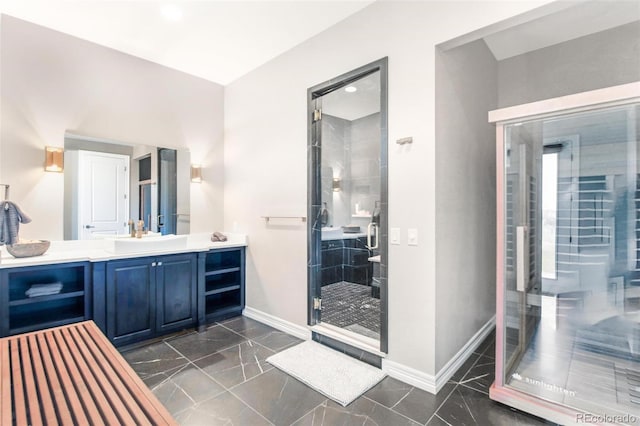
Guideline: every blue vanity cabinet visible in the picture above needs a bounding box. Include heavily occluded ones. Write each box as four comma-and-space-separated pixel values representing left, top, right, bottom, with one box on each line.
156, 253, 198, 334
198, 247, 245, 324
105, 256, 156, 346
103, 253, 197, 346
0, 262, 91, 337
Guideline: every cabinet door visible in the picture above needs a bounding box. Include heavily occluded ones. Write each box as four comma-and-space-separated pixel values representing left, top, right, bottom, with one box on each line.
106, 257, 155, 345
156, 253, 197, 333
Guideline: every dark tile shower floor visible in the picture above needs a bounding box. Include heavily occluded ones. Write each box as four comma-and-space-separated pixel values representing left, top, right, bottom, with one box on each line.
122, 316, 555, 425
321, 281, 380, 339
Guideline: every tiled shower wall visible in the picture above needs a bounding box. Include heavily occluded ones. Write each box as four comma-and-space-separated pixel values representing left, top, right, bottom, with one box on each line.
320, 237, 373, 286
321, 113, 381, 229
321, 114, 350, 227
350, 112, 381, 227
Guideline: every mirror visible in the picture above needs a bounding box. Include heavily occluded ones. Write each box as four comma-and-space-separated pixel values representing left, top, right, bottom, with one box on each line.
63, 133, 190, 240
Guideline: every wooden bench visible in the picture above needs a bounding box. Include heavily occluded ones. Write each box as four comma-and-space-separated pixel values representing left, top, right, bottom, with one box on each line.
0, 321, 176, 426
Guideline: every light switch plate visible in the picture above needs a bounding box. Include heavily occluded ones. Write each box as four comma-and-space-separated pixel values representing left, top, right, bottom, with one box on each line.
390, 228, 400, 245
408, 228, 418, 246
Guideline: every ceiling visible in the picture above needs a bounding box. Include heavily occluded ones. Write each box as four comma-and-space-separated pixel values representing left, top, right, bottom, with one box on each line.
484, 0, 640, 60
0, 0, 374, 85
1, 1, 637, 86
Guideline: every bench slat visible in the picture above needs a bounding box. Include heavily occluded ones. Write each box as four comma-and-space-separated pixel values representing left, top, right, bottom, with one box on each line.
71, 326, 152, 426
36, 333, 74, 426
1, 339, 11, 426
44, 331, 90, 425
83, 322, 177, 425
10, 339, 27, 426
64, 326, 138, 425
54, 328, 112, 425
20, 336, 43, 426
28, 335, 59, 426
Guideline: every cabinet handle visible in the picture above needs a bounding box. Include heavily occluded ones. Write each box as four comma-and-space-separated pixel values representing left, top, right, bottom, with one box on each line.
151, 262, 157, 267
157, 261, 162, 266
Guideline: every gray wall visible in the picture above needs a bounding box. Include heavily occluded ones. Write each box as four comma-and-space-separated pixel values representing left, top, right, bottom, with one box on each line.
435, 39, 498, 371
431, 20, 640, 372
224, 0, 544, 378
498, 21, 640, 108
0, 15, 225, 240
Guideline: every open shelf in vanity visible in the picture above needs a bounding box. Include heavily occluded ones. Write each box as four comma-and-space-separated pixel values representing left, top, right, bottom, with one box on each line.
200, 247, 245, 323
0, 261, 91, 336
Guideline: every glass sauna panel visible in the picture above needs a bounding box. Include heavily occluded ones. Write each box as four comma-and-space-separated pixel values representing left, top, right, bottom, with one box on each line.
502, 104, 639, 419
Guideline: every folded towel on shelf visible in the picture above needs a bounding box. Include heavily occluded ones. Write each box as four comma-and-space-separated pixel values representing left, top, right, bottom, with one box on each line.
25, 282, 63, 298
211, 231, 228, 242
0, 201, 32, 245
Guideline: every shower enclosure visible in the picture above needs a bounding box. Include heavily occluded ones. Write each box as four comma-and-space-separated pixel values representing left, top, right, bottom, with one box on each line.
491, 83, 640, 424
308, 58, 388, 353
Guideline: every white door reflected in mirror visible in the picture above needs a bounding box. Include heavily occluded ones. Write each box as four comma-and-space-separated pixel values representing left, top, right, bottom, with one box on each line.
76, 150, 129, 240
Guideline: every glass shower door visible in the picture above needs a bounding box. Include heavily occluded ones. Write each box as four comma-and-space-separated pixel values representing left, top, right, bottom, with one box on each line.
307, 58, 388, 352
499, 103, 640, 421
314, 70, 383, 341
158, 148, 177, 235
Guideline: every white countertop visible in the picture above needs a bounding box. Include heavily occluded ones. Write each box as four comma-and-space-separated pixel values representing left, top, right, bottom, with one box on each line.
321, 232, 367, 241
0, 232, 247, 269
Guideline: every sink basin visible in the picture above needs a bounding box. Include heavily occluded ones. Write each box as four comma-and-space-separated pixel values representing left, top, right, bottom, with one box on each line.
104, 234, 188, 253
6, 240, 51, 258
321, 227, 343, 239
92, 231, 162, 239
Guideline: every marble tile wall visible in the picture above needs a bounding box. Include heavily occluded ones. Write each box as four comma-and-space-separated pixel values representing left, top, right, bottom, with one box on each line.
321, 113, 381, 229
321, 115, 351, 228
320, 237, 372, 286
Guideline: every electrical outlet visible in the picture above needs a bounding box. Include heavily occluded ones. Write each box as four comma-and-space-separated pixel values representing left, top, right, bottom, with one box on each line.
408, 228, 418, 246
390, 228, 400, 245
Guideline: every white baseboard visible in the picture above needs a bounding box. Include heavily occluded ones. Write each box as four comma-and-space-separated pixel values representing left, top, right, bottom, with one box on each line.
244, 307, 495, 396
434, 315, 495, 392
382, 316, 496, 394
242, 306, 311, 341
382, 359, 438, 393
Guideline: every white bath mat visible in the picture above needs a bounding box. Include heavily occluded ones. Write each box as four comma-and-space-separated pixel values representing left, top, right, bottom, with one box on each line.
266, 340, 385, 406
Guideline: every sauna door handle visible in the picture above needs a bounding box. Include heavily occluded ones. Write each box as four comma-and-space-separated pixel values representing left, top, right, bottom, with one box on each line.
516, 225, 529, 292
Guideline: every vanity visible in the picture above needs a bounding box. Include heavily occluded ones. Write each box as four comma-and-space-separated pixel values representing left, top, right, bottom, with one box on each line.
0, 233, 246, 346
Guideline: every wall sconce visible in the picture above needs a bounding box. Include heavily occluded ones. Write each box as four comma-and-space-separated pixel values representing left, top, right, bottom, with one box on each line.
332, 178, 341, 192
190, 164, 202, 183
44, 146, 64, 172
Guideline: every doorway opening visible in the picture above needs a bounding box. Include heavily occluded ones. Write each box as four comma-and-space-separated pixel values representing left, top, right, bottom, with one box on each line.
307, 58, 388, 354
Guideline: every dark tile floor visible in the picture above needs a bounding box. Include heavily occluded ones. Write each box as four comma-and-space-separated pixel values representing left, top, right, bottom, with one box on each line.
321, 281, 380, 339
122, 316, 555, 425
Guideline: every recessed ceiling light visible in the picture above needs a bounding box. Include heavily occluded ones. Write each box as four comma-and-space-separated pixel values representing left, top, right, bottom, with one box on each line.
344, 86, 357, 93
161, 4, 183, 21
